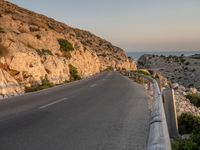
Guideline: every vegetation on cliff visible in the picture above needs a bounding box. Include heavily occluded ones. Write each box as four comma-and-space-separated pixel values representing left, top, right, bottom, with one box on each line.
0, 0, 136, 98
69, 64, 81, 81
25, 75, 54, 92
58, 39, 74, 52
186, 93, 200, 108
172, 113, 200, 150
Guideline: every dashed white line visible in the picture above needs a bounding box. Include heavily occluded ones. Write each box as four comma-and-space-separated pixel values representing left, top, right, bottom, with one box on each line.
90, 84, 97, 88
39, 98, 68, 109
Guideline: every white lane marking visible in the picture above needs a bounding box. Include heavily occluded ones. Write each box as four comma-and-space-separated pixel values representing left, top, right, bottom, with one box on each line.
90, 84, 97, 88
39, 98, 68, 109
102, 79, 106, 81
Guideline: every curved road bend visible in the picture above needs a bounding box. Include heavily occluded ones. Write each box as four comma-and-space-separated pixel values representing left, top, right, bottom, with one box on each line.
0, 71, 149, 150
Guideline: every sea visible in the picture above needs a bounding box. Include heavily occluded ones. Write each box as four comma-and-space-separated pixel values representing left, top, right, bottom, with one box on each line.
126, 50, 200, 61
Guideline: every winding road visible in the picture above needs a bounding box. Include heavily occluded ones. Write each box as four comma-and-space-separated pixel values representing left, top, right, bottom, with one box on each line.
0, 71, 149, 150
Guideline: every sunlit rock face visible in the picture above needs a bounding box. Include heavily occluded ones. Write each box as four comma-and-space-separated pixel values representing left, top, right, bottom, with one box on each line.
0, 0, 136, 98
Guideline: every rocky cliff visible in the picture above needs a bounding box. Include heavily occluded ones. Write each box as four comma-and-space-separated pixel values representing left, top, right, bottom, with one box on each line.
138, 54, 200, 90
0, 0, 136, 98
137, 57, 200, 116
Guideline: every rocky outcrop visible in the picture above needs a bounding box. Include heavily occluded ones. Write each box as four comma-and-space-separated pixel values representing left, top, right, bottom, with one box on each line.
0, 68, 24, 98
142, 70, 200, 117
138, 54, 200, 90
153, 70, 200, 117
172, 83, 200, 117
0, 0, 136, 98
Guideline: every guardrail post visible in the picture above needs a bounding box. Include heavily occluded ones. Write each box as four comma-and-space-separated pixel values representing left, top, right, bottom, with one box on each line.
162, 88, 179, 138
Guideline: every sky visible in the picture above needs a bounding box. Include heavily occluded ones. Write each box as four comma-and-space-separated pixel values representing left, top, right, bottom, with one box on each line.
8, 0, 200, 52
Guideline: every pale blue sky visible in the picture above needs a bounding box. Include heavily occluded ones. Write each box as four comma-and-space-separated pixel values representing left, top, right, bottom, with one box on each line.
9, 0, 200, 52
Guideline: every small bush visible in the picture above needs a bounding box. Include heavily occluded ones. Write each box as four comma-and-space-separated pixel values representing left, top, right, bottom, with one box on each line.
36, 49, 53, 57
172, 113, 200, 150
172, 134, 200, 150
178, 113, 200, 135
135, 69, 158, 80
25, 75, 54, 92
69, 64, 81, 81
180, 58, 186, 63
185, 62, 190, 65
104, 66, 114, 71
135, 70, 150, 76
186, 93, 200, 107
58, 39, 74, 52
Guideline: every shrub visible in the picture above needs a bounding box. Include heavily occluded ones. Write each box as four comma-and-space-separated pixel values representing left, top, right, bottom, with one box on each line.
135, 70, 150, 76
180, 58, 186, 63
36, 49, 53, 57
135, 70, 158, 80
58, 39, 74, 52
128, 56, 132, 59
25, 75, 54, 92
104, 66, 114, 71
178, 113, 200, 135
69, 64, 81, 81
186, 93, 200, 107
172, 114, 200, 150
172, 134, 200, 150
185, 62, 190, 65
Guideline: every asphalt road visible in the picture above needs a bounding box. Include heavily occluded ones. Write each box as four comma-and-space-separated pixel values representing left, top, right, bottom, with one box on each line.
0, 71, 149, 150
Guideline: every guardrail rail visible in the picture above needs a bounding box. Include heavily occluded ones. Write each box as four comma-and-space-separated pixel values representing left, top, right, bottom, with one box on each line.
126, 72, 172, 150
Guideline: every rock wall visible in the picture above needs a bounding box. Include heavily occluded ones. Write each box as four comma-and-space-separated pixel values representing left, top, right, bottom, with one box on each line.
0, 68, 24, 99
0, 0, 136, 98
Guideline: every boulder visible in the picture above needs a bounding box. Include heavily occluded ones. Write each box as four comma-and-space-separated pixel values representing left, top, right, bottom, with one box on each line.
172, 83, 179, 89
189, 87, 197, 94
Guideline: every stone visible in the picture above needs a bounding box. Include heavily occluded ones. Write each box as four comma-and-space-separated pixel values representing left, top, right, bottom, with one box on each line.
0, 0, 137, 98
172, 83, 179, 89
0, 68, 24, 98
179, 85, 186, 92
189, 88, 197, 94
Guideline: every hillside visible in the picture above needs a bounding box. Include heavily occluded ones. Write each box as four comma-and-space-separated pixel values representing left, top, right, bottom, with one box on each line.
138, 54, 200, 90
0, 0, 136, 98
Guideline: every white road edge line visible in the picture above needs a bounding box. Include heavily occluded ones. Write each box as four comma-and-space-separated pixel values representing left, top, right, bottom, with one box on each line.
39, 98, 68, 109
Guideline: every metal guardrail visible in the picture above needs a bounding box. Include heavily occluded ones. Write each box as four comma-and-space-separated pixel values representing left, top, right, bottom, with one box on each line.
126, 72, 172, 150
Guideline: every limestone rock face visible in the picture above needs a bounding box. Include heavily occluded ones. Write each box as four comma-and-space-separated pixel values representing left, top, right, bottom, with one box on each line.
0, 0, 137, 98
43, 56, 70, 84
0, 68, 24, 99
69, 49, 101, 77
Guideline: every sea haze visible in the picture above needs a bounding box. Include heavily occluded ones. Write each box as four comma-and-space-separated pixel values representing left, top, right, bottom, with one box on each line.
127, 50, 200, 61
